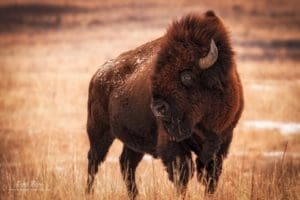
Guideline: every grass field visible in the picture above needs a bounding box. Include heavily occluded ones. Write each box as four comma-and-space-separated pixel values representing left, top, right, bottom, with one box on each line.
0, 0, 299, 199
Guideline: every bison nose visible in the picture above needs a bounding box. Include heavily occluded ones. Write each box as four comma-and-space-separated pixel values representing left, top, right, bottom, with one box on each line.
151, 99, 170, 118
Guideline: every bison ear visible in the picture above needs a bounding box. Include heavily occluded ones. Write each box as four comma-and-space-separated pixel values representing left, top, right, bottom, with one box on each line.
205, 10, 216, 17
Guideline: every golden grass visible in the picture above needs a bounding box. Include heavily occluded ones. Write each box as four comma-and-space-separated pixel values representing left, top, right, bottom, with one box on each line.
1, 140, 299, 200
0, 0, 300, 199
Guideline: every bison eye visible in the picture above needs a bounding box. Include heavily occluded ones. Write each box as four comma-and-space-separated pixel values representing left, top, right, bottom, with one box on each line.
180, 70, 194, 87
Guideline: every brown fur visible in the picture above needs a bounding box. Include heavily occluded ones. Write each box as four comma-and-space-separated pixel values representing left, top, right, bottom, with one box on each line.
86, 11, 243, 199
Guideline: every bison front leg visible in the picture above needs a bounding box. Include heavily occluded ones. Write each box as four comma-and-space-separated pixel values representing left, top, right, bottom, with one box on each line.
196, 128, 233, 194
196, 149, 222, 193
196, 155, 222, 193
168, 156, 194, 196
194, 125, 222, 193
120, 146, 144, 200
160, 143, 194, 196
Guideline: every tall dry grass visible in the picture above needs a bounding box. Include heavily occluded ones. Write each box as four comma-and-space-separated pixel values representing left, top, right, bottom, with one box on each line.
1, 142, 299, 200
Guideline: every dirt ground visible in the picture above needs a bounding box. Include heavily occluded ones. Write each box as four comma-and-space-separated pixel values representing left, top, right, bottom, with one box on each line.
0, 0, 299, 199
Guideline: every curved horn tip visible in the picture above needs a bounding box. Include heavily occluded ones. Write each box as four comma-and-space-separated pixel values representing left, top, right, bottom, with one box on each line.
198, 39, 218, 70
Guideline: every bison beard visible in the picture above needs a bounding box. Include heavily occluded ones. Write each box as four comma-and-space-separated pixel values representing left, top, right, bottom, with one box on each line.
85, 11, 243, 199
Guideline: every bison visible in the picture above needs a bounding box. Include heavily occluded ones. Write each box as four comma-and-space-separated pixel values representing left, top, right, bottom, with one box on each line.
86, 11, 243, 199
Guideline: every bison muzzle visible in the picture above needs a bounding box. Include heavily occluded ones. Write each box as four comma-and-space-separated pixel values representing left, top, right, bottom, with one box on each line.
85, 11, 244, 199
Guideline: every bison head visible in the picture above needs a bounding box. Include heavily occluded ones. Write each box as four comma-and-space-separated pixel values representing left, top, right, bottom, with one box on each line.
150, 11, 234, 141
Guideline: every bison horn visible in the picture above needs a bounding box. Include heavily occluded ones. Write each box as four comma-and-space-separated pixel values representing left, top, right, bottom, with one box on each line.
199, 39, 218, 70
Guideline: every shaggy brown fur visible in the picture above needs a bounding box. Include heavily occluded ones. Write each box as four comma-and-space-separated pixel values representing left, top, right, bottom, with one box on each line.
86, 11, 243, 199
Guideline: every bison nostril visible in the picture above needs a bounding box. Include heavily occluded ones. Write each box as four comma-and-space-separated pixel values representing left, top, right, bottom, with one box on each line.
151, 100, 169, 117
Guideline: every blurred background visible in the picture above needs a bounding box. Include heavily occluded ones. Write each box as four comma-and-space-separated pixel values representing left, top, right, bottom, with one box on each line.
0, 0, 299, 199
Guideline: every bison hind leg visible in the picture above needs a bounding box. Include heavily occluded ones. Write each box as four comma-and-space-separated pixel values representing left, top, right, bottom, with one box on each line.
86, 126, 114, 194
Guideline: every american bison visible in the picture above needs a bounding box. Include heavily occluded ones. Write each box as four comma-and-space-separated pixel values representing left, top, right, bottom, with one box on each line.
86, 11, 243, 199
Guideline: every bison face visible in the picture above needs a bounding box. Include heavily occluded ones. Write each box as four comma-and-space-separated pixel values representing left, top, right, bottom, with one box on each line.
150, 13, 224, 142
150, 67, 203, 141
151, 39, 219, 141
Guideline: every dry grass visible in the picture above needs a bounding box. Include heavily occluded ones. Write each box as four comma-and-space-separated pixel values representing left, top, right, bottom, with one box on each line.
1, 151, 299, 200
0, 0, 300, 199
